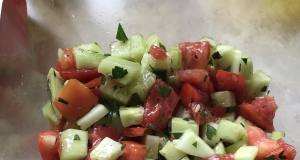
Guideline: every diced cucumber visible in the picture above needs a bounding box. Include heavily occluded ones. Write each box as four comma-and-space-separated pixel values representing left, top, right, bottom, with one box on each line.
230, 54, 253, 80
73, 43, 106, 69
159, 140, 187, 160
110, 40, 133, 60
168, 47, 182, 70
175, 129, 215, 158
212, 45, 235, 70
76, 104, 109, 130
234, 146, 258, 160
270, 131, 285, 140
98, 56, 141, 85
171, 117, 199, 137
181, 156, 190, 160
147, 33, 166, 51
105, 111, 123, 132
166, 75, 180, 89
214, 142, 226, 154
225, 139, 248, 154
222, 112, 236, 122
217, 119, 245, 143
130, 34, 147, 62
119, 105, 144, 127
128, 70, 156, 101
235, 116, 254, 128
211, 91, 236, 107
90, 137, 122, 160
199, 37, 217, 56
247, 70, 271, 97
46, 68, 64, 119
201, 122, 220, 147
100, 78, 133, 105
42, 100, 60, 128
143, 135, 160, 159
141, 52, 171, 76
60, 129, 88, 160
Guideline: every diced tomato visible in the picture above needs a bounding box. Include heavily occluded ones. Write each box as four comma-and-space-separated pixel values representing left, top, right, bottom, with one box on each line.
211, 104, 226, 118
188, 102, 213, 125
175, 69, 211, 93
84, 77, 103, 97
37, 130, 60, 160
215, 70, 247, 102
53, 79, 98, 122
84, 126, 121, 160
149, 45, 167, 59
54, 118, 79, 132
142, 79, 180, 130
59, 48, 77, 70
122, 126, 152, 137
247, 126, 296, 159
56, 61, 102, 83
204, 154, 234, 160
179, 42, 210, 69
120, 141, 146, 160
239, 96, 278, 132
181, 83, 209, 109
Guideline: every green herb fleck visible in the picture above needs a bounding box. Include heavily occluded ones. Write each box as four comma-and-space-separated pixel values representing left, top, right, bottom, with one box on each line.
157, 86, 172, 98
121, 144, 126, 150
116, 23, 128, 42
201, 108, 209, 119
149, 65, 167, 81
212, 51, 222, 59
206, 125, 217, 140
203, 74, 208, 82
261, 86, 268, 92
208, 58, 213, 66
267, 90, 270, 95
159, 43, 166, 51
53, 70, 56, 77
159, 115, 165, 123
239, 63, 241, 72
240, 123, 245, 128
192, 141, 197, 148
113, 85, 118, 90
224, 65, 231, 71
172, 132, 183, 139
183, 118, 189, 121
73, 134, 80, 140
148, 124, 157, 130
242, 58, 248, 65
278, 151, 287, 159
264, 155, 275, 160
58, 97, 68, 105
101, 77, 106, 85
110, 66, 128, 79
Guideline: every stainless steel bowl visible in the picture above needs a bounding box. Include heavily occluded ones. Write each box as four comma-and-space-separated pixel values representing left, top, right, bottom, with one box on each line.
1, 0, 299, 159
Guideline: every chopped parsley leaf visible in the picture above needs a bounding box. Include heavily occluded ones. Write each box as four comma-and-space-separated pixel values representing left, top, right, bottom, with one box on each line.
192, 141, 197, 148
239, 63, 241, 72
159, 43, 166, 51
148, 124, 157, 130
206, 125, 217, 140
278, 151, 287, 159
53, 70, 56, 77
201, 108, 209, 119
203, 74, 208, 82
73, 134, 80, 140
149, 65, 167, 81
157, 86, 172, 98
172, 132, 183, 139
240, 123, 245, 128
241, 58, 248, 65
261, 86, 268, 92
208, 58, 213, 66
183, 118, 189, 121
212, 51, 222, 59
101, 77, 106, 85
121, 144, 126, 150
113, 85, 118, 90
58, 97, 69, 105
110, 66, 128, 79
116, 23, 128, 42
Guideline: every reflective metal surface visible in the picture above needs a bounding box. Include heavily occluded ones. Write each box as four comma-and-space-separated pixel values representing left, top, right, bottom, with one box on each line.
0, 0, 299, 159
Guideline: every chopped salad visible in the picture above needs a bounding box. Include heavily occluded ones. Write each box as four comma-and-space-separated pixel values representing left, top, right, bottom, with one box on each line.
38, 24, 297, 160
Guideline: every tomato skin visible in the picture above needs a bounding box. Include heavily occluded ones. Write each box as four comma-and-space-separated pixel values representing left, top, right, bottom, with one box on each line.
215, 70, 247, 102
142, 79, 180, 130
188, 102, 213, 125
204, 154, 234, 160
277, 139, 297, 160
211, 104, 226, 118
56, 61, 102, 83
53, 79, 98, 122
149, 45, 167, 59
120, 141, 146, 160
122, 126, 152, 137
59, 48, 77, 70
37, 130, 60, 160
179, 42, 210, 69
84, 77, 103, 97
181, 83, 209, 109
54, 118, 80, 132
239, 96, 277, 132
175, 69, 211, 93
